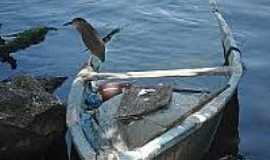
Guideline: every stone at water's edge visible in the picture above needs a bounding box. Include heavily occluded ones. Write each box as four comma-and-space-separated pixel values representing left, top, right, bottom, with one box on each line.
0, 26, 57, 69
2, 74, 67, 94
35, 76, 68, 94
0, 75, 68, 160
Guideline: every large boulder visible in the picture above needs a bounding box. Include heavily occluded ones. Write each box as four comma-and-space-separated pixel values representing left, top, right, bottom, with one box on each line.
0, 75, 66, 160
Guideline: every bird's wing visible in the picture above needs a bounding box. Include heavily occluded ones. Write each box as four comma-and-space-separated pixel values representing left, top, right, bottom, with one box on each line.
79, 23, 105, 62
84, 22, 102, 38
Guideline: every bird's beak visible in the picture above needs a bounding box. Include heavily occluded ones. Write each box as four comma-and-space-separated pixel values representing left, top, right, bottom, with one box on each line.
63, 21, 72, 26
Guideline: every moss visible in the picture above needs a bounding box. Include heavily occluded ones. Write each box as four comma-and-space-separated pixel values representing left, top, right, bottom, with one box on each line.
0, 26, 57, 69
0, 26, 57, 54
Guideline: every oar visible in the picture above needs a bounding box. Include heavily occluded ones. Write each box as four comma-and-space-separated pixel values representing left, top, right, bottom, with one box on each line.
77, 66, 234, 81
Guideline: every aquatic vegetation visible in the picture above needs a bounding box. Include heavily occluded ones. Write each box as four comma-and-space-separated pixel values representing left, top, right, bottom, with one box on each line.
0, 26, 57, 69
0, 26, 57, 53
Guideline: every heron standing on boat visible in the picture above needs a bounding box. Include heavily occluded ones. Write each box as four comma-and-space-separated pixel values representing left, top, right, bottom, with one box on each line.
63, 17, 120, 71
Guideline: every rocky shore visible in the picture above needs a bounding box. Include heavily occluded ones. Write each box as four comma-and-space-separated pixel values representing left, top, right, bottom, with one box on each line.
0, 75, 77, 160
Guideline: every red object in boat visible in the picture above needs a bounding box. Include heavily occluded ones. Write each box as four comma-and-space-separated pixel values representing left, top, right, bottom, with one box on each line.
98, 82, 131, 101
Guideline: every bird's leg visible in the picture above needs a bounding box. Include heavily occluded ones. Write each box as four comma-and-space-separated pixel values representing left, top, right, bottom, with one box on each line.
88, 56, 99, 71
88, 56, 93, 66
89, 55, 102, 72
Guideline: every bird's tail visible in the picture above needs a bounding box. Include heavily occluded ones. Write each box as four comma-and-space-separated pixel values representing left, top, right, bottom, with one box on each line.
102, 28, 120, 43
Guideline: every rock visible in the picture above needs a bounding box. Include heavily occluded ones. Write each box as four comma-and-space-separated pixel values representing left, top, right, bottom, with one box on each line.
2, 74, 68, 94
0, 26, 57, 54
0, 36, 5, 45
0, 24, 4, 45
0, 54, 16, 69
0, 26, 57, 69
0, 74, 66, 160
35, 76, 67, 94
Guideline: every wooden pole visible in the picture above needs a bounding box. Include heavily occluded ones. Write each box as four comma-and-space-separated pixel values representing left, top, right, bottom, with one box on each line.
79, 66, 234, 81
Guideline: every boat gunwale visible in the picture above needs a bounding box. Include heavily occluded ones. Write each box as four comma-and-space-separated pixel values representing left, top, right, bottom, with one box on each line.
66, 0, 244, 159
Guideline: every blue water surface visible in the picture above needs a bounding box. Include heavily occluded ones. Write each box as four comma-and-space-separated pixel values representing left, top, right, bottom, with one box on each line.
0, 0, 269, 159
221, 0, 270, 159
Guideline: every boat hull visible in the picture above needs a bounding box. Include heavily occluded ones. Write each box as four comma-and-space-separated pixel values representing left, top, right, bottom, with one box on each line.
156, 106, 223, 160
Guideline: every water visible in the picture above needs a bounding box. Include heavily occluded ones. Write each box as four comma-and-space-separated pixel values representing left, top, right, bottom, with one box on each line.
0, 0, 269, 159
221, 0, 270, 159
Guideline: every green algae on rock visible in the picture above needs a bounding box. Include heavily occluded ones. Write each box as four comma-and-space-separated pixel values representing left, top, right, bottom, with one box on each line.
0, 26, 57, 53
0, 26, 57, 69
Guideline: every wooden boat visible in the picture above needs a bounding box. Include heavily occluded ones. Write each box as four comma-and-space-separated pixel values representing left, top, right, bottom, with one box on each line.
66, 0, 244, 159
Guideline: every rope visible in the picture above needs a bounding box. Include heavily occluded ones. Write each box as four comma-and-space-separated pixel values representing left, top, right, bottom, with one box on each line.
224, 46, 242, 65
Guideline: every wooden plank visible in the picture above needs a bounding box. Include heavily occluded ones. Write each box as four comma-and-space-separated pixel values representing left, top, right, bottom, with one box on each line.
81, 66, 233, 81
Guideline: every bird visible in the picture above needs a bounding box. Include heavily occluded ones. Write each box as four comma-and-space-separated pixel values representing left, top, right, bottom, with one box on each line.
63, 17, 120, 64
